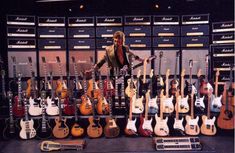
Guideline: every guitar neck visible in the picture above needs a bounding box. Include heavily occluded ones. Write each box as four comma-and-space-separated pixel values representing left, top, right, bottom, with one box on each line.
13, 65, 17, 80
9, 95, 14, 123
121, 75, 125, 98
23, 94, 29, 121
181, 75, 184, 96
189, 67, 194, 118
18, 77, 22, 104
58, 97, 62, 120
160, 96, 163, 119
175, 94, 179, 120
215, 75, 218, 97
99, 73, 104, 97
74, 100, 78, 122
1, 75, 6, 97
165, 77, 169, 97
144, 92, 149, 119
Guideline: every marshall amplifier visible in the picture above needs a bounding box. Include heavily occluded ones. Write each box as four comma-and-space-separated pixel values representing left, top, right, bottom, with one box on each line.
38, 27, 66, 38
7, 15, 35, 26
96, 37, 113, 49
96, 16, 122, 26
153, 37, 180, 48
182, 14, 209, 25
68, 27, 95, 38
211, 44, 234, 56
212, 33, 235, 44
38, 17, 65, 27
7, 38, 36, 51
212, 21, 235, 33
124, 16, 151, 25
181, 49, 208, 76
181, 36, 209, 48
213, 70, 235, 83
153, 26, 180, 37
181, 25, 209, 36
7, 27, 35, 37
124, 26, 151, 37
68, 39, 95, 50
38, 39, 66, 50
68, 17, 94, 27
125, 37, 151, 49
153, 15, 179, 25
96, 27, 123, 38
213, 61, 234, 70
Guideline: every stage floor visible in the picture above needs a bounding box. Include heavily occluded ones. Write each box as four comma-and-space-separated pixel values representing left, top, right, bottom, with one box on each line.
0, 135, 234, 153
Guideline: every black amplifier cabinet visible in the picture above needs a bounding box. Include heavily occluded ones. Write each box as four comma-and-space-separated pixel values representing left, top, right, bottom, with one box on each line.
124, 26, 151, 37
96, 27, 123, 38
153, 37, 179, 48
181, 36, 209, 48
212, 33, 235, 44
38, 27, 65, 38
96, 37, 113, 49
38, 39, 66, 50
7, 15, 35, 26
124, 16, 151, 26
153, 26, 179, 37
68, 17, 94, 27
181, 25, 209, 36
125, 37, 151, 49
38, 16, 65, 27
182, 14, 209, 25
68, 27, 95, 38
212, 21, 235, 33
68, 39, 95, 50
181, 49, 209, 76
7, 27, 35, 37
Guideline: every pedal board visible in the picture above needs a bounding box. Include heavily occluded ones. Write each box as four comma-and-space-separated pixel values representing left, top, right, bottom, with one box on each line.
153, 137, 202, 151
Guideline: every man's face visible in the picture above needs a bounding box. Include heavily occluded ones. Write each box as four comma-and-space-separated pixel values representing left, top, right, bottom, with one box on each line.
113, 37, 123, 46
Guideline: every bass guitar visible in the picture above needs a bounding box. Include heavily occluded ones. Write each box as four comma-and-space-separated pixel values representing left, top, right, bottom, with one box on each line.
169, 51, 180, 96
19, 91, 37, 139
148, 69, 158, 114
217, 65, 234, 130
185, 60, 200, 136
178, 69, 189, 113
52, 92, 70, 139
36, 91, 52, 139
3, 91, 20, 139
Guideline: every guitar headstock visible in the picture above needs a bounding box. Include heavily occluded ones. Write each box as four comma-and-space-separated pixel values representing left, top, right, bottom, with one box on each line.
149, 69, 154, 78
189, 59, 193, 68
137, 69, 141, 78
7, 91, 13, 99
216, 69, 220, 77
56, 56, 61, 63
181, 69, 185, 77
42, 56, 46, 63
159, 51, 163, 58
17, 72, 22, 79
166, 69, 170, 78
197, 69, 202, 78
71, 56, 75, 63
1, 70, 5, 77
28, 57, 32, 64
205, 54, 209, 63
11, 56, 16, 64
176, 51, 180, 57
41, 91, 46, 99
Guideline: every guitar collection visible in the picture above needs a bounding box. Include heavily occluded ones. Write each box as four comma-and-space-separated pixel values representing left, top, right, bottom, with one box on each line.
0, 54, 234, 141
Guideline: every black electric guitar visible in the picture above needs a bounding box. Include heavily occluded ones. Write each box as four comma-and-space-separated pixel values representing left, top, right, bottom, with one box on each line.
3, 91, 20, 139
36, 91, 52, 139
9, 56, 18, 96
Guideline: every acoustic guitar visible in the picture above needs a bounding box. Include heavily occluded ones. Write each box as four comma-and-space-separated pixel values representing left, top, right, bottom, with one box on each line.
217, 65, 234, 130
185, 60, 200, 136
178, 69, 189, 113
52, 92, 70, 139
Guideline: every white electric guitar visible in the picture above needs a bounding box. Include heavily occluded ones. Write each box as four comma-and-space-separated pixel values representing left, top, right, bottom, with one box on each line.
148, 69, 158, 114
195, 69, 205, 110
162, 69, 174, 113
178, 69, 189, 113
154, 91, 169, 136
19, 91, 37, 139
46, 72, 59, 116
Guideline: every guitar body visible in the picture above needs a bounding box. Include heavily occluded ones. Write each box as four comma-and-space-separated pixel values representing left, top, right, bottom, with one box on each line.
19, 119, 37, 139
87, 116, 103, 138
36, 120, 52, 139
217, 104, 234, 130
79, 96, 92, 115
3, 119, 19, 139
201, 115, 216, 135
63, 97, 75, 115
154, 115, 169, 136
55, 80, 67, 99
138, 116, 153, 137
195, 96, 205, 110
46, 97, 59, 116
210, 95, 222, 112
52, 117, 69, 139
124, 118, 137, 136
132, 96, 144, 114
178, 95, 189, 113
148, 96, 158, 114
162, 96, 174, 113
12, 96, 25, 117
87, 80, 100, 99
185, 115, 200, 135
125, 79, 136, 98
96, 96, 109, 115
173, 118, 185, 132
71, 122, 84, 137
28, 97, 42, 116
104, 117, 120, 138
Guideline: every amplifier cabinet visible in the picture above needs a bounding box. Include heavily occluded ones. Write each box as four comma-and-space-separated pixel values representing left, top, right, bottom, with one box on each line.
125, 37, 151, 49
181, 25, 209, 36
153, 37, 180, 48
181, 36, 209, 48
68, 39, 95, 50
153, 26, 179, 37
212, 21, 235, 33
38, 27, 66, 38
212, 33, 235, 44
68, 27, 95, 38
96, 27, 123, 38
124, 26, 151, 37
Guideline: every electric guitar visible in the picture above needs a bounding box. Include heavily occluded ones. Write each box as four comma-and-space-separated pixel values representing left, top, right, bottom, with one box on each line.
104, 67, 120, 138
169, 51, 180, 96
36, 91, 52, 139
185, 60, 200, 136
217, 65, 234, 130
201, 91, 217, 136
71, 98, 84, 137
55, 56, 67, 99
178, 69, 189, 113
9, 56, 18, 96
3, 91, 20, 139
79, 72, 92, 115
52, 92, 70, 139
120, 66, 128, 109
26, 57, 38, 98
154, 90, 169, 136
173, 90, 185, 136
96, 71, 109, 115
210, 69, 222, 112
138, 90, 153, 137
195, 69, 205, 111
162, 69, 174, 113
148, 69, 158, 114
156, 51, 164, 96
46, 72, 59, 116
41, 57, 52, 94
19, 91, 37, 139
12, 73, 25, 117
63, 73, 75, 115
